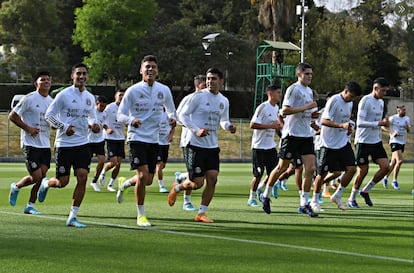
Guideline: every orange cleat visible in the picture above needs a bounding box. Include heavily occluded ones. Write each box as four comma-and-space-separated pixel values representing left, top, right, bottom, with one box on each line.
194, 213, 214, 223
167, 182, 179, 206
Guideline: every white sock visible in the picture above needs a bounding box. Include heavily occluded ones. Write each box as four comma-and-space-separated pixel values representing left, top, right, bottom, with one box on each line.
257, 180, 266, 191
198, 205, 208, 214
263, 184, 272, 198
349, 188, 357, 201
334, 185, 345, 197
124, 179, 132, 189
362, 181, 375, 192
158, 180, 165, 187
301, 192, 310, 207
137, 205, 145, 217
68, 206, 80, 219
249, 190, 256, 200
108, 178, 114, 187
184, 193, 191, 204
100, 169, 105, 177
26, 202, 34, 208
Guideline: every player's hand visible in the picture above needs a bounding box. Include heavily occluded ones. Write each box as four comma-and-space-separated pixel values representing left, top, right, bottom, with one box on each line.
66, 125, 75, 136
229, 124, 236, 134
131, 119, 142, 128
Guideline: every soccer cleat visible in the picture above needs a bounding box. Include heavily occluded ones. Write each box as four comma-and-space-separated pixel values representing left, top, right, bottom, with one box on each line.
116, 177, 126, 203
262, 197, 271, 214
159, 186, 169, 193
66, 218, 86, 228
330, 195, 346, 210
256, 188, 263, 202
174, 171, 182, 183
107, 185, 116, 192
167, 182, 179, 206
137, 216, 151, 227
98, 175, 105, 186
310, 201, 324, 212
247, 199, 259, 207
299, 204, 318, 217
280, 182, 288, 191
194, 213, 214, 223
183, 202, 197, 211
24, 207, 42, 215
90, 182, 101, 192
272, 185, 278, 199
346, 199, 360, 208
9, 183, 19, 206
391, 181, 400, 190
322, 191, 331, 198
37, 178, 49, 203
359, 191, 373, 207
383, 177, 388, 189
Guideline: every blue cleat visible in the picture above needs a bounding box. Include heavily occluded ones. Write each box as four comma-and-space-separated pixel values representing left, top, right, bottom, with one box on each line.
391, 181, 400, 190
257, 188, 263, 202
272, 185, 278, 199
66, 218, 86, 228
346, 199, 360, 208
247, 199, 259, 207
359, 191, 373, 207
24, 207, 42, 215
174, 172, 182, 183
262, 197, 271, 214
183, 202, 197, 211
383, 177, 388, 189
299, 204, 318, 217
280, 184, 288, 191
9, 183, 19, 206
37, 178, 49, 203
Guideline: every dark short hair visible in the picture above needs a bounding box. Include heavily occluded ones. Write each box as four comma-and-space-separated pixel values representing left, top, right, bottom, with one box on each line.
267, 84, 281, 92
194, 74, 206, 85
326, 91, 337, 98
206, 67, 223, 79
345, 80, 362, 96
96, 95, 108, 104
373, 77, 389, 87
141, 55, 158, 65
72, 63, 88, 73
33, 71, 50, 83
296, 62, 312, 73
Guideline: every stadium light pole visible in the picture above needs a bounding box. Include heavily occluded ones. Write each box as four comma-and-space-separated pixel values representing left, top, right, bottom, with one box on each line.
297, 1, 308, 63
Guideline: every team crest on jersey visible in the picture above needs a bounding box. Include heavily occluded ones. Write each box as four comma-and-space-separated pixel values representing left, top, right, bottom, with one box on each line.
220, 103, 224, 110
86, 98, 92, 106
157, 92, 164, 100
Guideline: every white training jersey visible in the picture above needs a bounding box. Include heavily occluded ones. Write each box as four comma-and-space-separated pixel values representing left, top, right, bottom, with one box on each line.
88, 109, 107, 143
117, 81, 176, 144
159, 111, 171, 145
45, 86, 98, 148
354, 94, 384, 144
313, 108, 324, 151
103, 102, 126, 140
321, 94, 353, 149
176, 91, 200, 148
179, 90, 232, 149
388, 114, 411, 145
250, 101, 279, 149
281, 82, 315, 138
12, 90, 53, 148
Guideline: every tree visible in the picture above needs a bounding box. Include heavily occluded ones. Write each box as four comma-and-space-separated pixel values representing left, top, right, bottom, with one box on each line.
73, 0, 157, 87
0, 0, 68, 82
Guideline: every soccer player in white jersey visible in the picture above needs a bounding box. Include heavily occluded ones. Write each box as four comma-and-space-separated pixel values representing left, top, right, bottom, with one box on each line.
99, 89, 127, 192
168, 67, 237, 223
173, 74, 207, 211
310, 81, 362, 211
383, 105, 411, 190
88, 96, 109, 192
8, 71, 53, 215
349, 77, 390, 208
39, 63, 100, 228
117, 55, 177, 227
247, 84, 281, 207
258, 63, 319, 217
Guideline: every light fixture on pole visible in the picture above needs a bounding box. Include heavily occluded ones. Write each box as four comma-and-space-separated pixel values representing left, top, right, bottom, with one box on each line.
201, 33, 220, 56
296, 1, 308, 63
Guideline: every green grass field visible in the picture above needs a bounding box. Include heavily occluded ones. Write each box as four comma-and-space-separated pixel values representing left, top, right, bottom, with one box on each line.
0, 162, 413, 273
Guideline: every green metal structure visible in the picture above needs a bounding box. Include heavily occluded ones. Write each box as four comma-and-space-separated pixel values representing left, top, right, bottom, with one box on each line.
254, 40, 301, 111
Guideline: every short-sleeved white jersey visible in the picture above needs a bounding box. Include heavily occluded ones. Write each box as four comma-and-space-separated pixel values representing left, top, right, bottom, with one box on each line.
250, 101, 279, 149
321, 94, 353, 149
159, 111, 171, 145
103, 102, 126, 140
388, 114, 411, 144
354, 94, 384, 144
281, 82, 315, 138
45, 86, 98, 148
88, 109, 107, 143
12, 91, 53, 148
179, 90, 232, 149
117, 81, 176, 144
